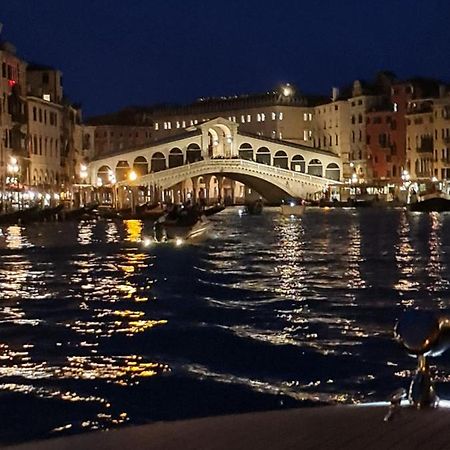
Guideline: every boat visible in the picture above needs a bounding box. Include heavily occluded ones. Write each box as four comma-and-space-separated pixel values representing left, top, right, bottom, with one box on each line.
203, 204, 226, 217
409, 188, 450, 212
0, 205, 40, 225
246, 199, 263, 215
152, 206, 211, 244
280, 199, 306, 216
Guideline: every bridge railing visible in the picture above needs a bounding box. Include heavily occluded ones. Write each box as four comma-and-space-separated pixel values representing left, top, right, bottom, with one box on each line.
117, 158, 341, 187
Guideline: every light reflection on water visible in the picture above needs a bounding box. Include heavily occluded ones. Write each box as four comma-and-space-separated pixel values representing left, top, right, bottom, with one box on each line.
0, 208, 450, 444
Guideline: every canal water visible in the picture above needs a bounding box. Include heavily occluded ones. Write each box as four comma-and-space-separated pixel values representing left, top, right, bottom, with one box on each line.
0, 207, 450, 444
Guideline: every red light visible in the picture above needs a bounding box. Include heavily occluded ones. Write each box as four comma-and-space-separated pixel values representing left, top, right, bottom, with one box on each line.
8, 79, 16, 87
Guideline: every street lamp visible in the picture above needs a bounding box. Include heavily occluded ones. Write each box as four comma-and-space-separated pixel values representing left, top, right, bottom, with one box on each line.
128, 170, 137, 182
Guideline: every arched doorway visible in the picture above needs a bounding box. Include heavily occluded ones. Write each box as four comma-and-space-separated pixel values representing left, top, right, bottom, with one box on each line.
239, 143, 253, 160
291, 155, 305, 172
273, 150, 288, 169
151, 152, 166, 172
325, 163, 340, 181
256, 147, 271, 165
116, 161, 130, 182
186, 143, 202, 163
308, 159, 323, 177
133, 156, 148, 176
169, 148, 184, 168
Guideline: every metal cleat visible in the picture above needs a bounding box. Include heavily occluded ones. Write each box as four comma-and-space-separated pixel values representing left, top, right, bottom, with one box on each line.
392, 310, 450, 414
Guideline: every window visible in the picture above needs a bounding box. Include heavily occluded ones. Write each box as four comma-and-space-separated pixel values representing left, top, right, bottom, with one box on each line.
393, 102, 398, 112
33, 107, 37, 121
43, 94, 50, 101
309, 113, 312, 121
155, 122, 159, 131
241, 115, 246, 123
358, 114, 363, 124
303, 113, 308, 121
261, 113, 265, 122
176, 121, 180, 128
247, 114, 251, 122
303, 130, 309, 140
279, 112, 283, 120
272, 112, 276, 120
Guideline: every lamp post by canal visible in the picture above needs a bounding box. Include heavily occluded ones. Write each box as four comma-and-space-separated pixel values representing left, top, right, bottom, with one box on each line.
7, 156, 20, 211
128, 170, 138, 214
79, 164, 88, 206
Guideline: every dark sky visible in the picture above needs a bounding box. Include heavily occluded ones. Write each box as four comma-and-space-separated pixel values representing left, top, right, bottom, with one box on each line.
2, 0, 450, 118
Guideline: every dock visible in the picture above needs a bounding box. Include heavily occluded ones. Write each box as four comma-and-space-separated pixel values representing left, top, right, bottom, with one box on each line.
5, 404, 450, 449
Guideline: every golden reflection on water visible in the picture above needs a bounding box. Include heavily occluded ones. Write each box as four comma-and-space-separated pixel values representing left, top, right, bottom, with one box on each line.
344, 223, 365, 290
5, 225, 32, 250
274, 217, 306, 300
394, 211, 419, 301
124, 220, 143, 243
105, 221, 119, 243
77, 221, 94, 245
427, 213, 449, 303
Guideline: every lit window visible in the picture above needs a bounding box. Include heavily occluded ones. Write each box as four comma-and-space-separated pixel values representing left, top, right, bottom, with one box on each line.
272, 112, 276, 120
279, 132, 283, 140
393, 102, 398, 112
194, 119, 198, 124
190, 120, 194, 126
261, 113, 265, 122
308, 113, 313, 121
308, 130, 312, 138
247, 114, 251, 122
303, 113, 308, 121
228, 117, 233, 121
182, 121, 186, 128
176, 121, 180, 128
257, 114, 261, 122
43, 94, 50, 101
232, 116, 236, 122
279, 112, 283, 120
241, 115, 245, 123
303, 130, 309, 140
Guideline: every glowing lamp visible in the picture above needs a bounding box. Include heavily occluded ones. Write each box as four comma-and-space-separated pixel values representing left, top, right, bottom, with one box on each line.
128, 170, 138, 182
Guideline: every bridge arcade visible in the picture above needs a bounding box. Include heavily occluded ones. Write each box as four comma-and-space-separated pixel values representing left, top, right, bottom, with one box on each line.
88, 117, 342, 205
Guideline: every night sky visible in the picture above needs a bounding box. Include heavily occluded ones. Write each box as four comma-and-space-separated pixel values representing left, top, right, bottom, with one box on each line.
2, 0, 450, 117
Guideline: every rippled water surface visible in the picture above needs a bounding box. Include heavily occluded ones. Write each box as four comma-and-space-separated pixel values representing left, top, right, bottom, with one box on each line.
1, 207, 450, 443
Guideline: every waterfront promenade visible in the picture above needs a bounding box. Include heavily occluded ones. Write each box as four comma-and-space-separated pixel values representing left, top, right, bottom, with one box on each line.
5, 405, 450, 450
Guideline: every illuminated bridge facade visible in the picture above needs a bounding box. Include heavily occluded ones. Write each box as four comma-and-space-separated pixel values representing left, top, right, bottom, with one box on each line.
88, 117, 342, 203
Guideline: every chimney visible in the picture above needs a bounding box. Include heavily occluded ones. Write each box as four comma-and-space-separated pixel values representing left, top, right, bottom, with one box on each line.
332, 87, 339, 101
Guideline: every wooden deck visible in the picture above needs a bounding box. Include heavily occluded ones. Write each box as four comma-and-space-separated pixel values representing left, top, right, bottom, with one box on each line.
5, 404, 450, 450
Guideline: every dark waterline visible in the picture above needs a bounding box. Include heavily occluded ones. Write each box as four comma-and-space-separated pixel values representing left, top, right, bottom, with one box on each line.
0, 207, 450, 444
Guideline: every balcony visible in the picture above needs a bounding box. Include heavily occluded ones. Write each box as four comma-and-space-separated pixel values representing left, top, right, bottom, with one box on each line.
417, 138, 434, 154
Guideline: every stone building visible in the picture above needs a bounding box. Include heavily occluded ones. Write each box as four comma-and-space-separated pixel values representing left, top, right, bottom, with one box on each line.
0, 40, 27, 188
312, 87, 351, 179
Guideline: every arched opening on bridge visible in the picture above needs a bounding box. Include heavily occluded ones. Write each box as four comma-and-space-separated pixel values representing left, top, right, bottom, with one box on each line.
256, 147, 271, 165
186, 143, 202, 163
273, 150, 288, 169
208, 128, 219, 158
291, 154, 306, 172
151, 152, 166, 172
116, 160, 130, 182
97, 165, 113, 185
169, 148, 184, 168
133, 156, 148, 176
325, 163, 340, 181
208, 123, 233, 158
239, 143, 253, 161
308, 158, 323, 177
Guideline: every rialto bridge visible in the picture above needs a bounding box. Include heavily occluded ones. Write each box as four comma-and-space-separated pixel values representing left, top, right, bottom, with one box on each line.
88, 118, 342, 204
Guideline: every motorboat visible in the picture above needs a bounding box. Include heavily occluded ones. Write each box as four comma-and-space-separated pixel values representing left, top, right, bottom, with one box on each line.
280, 199, 306, 216
151, 207, 211, 244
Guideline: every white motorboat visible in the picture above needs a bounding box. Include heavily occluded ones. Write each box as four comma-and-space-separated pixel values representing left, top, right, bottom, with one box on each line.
152, 211, 211, 244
